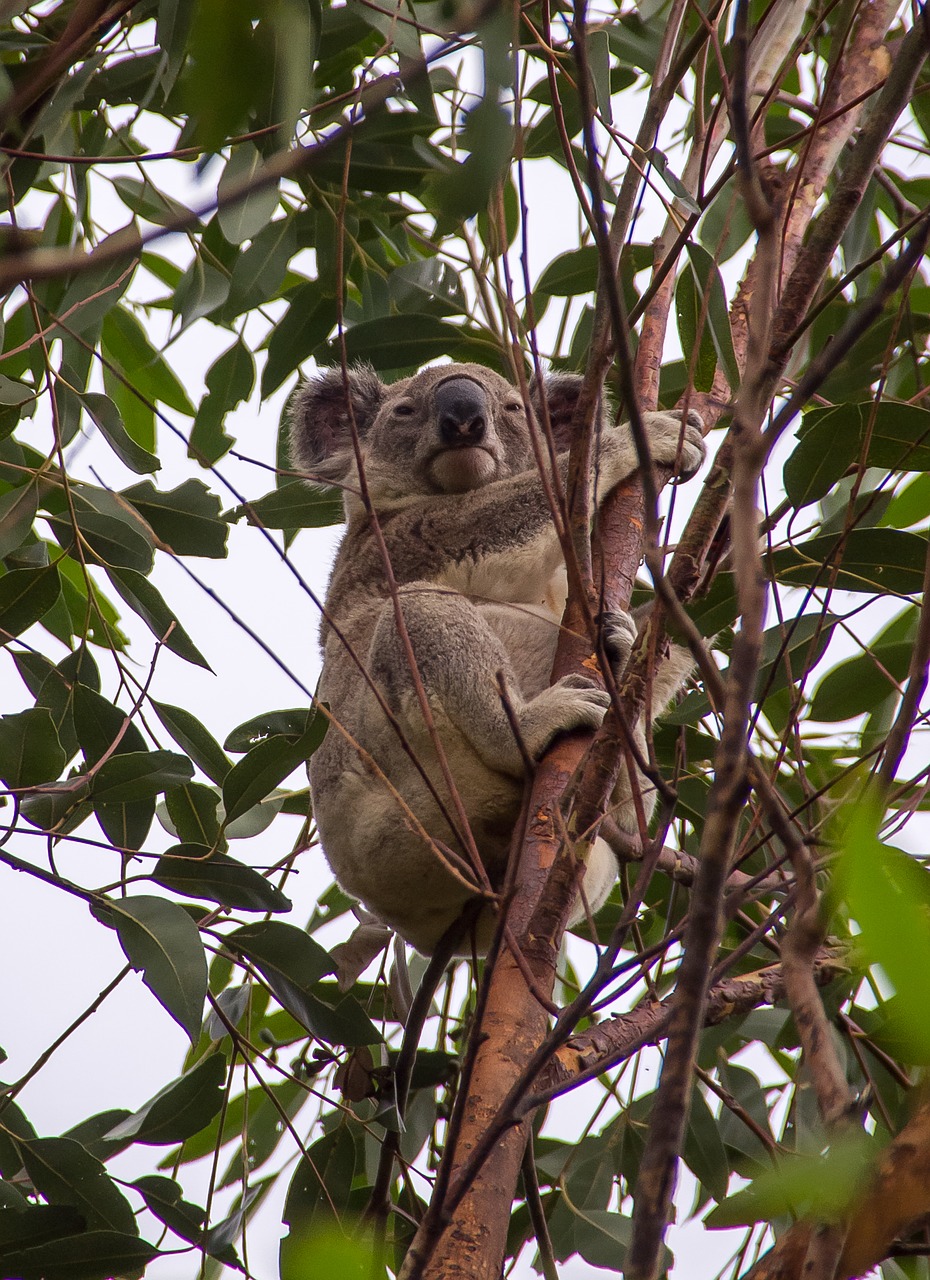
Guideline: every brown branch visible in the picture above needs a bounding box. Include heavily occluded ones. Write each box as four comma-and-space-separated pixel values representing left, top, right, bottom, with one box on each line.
626, 1, 780, 1266
536, 950, 849, 1097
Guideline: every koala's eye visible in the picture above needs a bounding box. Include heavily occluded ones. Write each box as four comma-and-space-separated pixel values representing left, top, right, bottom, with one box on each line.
504, 400, 522, 413
392, 403, 415, 417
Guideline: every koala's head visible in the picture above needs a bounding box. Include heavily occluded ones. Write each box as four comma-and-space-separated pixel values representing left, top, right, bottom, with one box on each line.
289, 362, 588, 508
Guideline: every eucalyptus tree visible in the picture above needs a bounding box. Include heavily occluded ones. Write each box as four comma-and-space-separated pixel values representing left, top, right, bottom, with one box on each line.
1, 2, 930, 1279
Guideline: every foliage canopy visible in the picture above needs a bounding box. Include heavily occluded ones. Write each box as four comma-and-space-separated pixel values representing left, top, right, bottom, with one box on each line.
1, 1, 930, 1278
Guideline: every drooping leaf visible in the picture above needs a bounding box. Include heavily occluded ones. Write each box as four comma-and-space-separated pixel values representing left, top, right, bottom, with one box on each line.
152, 701, 231, 784
17, 1137, 138, 1235
0, 564, 61, 639
0, 1231, 159, 1280
93, 895, 207, 1043
217, 143, 281, 243
105, 1054, 226, 1145
130, 1175, 206, 1246
536, 246, 600, 298
80, 392, 160, 474
280, 1128, 358, 1277
0, 480, 38, 559
153, 844, 291, 912
837, 804, 930, 1064
225, 922, 379, 1046
163, 782, 224, 847
785, 402, 930, 508
105, 566, 211, 668
0, 708, 66, 788
91, 750, 193, 802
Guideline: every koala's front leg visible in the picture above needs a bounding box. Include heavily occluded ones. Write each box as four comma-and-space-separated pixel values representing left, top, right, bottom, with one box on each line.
370, 584, 611, 778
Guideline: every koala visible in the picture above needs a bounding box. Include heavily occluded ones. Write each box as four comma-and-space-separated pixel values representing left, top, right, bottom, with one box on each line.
291, 362, 704, 954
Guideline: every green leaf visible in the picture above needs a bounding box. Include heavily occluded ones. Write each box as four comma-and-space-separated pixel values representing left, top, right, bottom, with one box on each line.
0, 709, 66, 788
225, 920, 333, 987
0, 564, 61, 639
280, 1129, 358, 1276
130, 1175, 206, 1246
217, 143, 280, 243
837, 804, 930, 1063
46, 509, 154, 574
0, 374, 35, 406
772, 529, 928, 595
111, 176, 191, 227
0, 1231, 159, 1280
261, 281, 333, 399
80, 392, 160, 474
172, 255, 230, 330
332, 314, 471, 373
163, 782, 223, 846
231, 482, 343, 530
646, 146, 700, 213
675, 263, 717, 393
683, 1085, 729, 1201
122, 478, 228, 557
105, 566, 211, 668
62, 1110, 133, 1163
92, 750, 193, 802
152, 701, 231, 784
0, 1203, 84, 1250
189, 340, 256, 465
708, 1133, 873, 1227
0, 480, 38, 559
431, 99, 513, 220
153, 844, 292, 912
222, 711, 326, 823
17, 1137, 137, 1235
94, 895, 206, 1043
684, 243, 740, 389
588, 27, 613, 124
811, 640, 913, 721
105, 1055, 226, 1145
535, 246, 600, 297
785, 402, 930, 508
101, 306, 195, 415
227, 217, 297, 316
225, 922, 379, 1046
881, 474, 930, 529
73, 685, 146, 763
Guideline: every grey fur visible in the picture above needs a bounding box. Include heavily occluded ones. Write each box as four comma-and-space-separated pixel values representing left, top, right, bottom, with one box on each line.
294, 363, 704, 953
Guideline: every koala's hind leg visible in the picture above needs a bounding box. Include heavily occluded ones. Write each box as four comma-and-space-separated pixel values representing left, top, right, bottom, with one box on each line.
369, 583, 611, 777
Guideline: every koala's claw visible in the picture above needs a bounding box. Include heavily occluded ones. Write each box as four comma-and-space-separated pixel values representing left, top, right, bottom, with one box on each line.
643, 409, 706, 482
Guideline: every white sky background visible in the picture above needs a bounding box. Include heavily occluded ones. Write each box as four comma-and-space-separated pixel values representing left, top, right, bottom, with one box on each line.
1, 15, 928, 1278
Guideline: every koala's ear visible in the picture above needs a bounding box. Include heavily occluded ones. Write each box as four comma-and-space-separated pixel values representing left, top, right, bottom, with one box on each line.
289, 365, 386, 484
528, 372, 586, 451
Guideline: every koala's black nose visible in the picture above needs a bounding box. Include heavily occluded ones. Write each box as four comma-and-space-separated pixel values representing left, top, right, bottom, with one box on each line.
435, 377, 488, 446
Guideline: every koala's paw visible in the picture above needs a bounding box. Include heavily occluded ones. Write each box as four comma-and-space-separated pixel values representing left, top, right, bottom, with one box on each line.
601, 609, 637, 673
521, 675, 610, 759
643, 409, 705, 480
